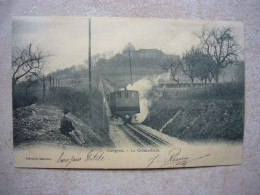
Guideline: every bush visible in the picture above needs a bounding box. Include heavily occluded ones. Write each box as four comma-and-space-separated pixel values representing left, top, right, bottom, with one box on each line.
13, 93, 38, 109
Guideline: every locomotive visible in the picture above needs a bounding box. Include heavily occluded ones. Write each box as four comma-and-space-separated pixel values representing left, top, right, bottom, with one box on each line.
108, 89, 140, 122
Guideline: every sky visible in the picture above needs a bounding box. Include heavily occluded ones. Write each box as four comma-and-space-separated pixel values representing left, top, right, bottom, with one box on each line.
12, 17, 244, 73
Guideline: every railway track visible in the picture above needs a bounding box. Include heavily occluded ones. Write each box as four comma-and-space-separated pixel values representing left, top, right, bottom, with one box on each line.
102, 79, 170, 148
130, 124, 171, 146
101, 79, 115, 96
102, 80, 110, 95
118, 123, 171, 148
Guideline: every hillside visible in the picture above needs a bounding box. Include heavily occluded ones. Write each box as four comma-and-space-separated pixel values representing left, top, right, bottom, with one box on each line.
94, 53, 167, 88
13, 104, 104, 147
44, 43, 244, 89
143, 83, 244, 141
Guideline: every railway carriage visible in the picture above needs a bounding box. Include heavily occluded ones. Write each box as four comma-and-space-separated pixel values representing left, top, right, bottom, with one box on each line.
108, 89, 140, 121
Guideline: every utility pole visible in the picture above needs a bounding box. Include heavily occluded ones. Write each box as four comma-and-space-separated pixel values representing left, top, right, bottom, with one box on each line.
97, 72, 99, 89
88, 18, 92, 119
42, 75, 45, 103
103, 96, 106, 129
128, 49, 133, 85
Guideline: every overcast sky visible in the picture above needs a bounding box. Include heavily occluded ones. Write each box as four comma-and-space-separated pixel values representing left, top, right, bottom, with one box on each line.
13, 17, 244, 73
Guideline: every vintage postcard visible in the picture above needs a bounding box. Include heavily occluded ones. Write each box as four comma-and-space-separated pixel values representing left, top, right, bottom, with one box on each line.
12, 17, 244, 169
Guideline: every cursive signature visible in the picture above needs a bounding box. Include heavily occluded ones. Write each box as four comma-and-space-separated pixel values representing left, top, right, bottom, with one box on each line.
56, 152, 82, 167
85, 150, 105, 162
56, 150, 105, 167
147, 147, 210, 168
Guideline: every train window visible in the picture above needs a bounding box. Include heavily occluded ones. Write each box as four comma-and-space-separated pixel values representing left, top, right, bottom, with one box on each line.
117, 91, 121, 98
132, 92, 135, 98
125, 91, 129, 98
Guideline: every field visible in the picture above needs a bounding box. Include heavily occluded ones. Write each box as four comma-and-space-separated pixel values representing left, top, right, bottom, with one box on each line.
143, 82, 244, 142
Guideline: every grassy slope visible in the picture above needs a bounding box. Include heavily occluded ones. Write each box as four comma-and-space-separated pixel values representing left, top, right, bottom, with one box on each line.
47, 86, 111, 146
143, 83, 244, 141
13, 105, 104, 146
13, 86, 111, 147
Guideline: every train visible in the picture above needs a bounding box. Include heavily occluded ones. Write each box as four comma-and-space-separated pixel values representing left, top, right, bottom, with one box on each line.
108, 89, 140, 122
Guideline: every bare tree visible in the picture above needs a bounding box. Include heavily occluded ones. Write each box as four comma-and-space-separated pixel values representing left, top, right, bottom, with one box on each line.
84, 53, 104, 69
105, 50, 114, 59
196, 27, 240, 83
12, 43, 50, 94
182, 47, 200, 87
160, 56, 182, 84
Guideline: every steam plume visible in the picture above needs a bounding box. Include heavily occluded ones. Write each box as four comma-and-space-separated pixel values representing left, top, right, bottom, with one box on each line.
127, 72, 169, 123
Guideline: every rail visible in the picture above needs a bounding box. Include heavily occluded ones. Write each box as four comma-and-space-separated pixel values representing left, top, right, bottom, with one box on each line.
117, 125, 148, 148
118, 123, 171, 148
129, 124, 171, 146
101, 79, 115, 97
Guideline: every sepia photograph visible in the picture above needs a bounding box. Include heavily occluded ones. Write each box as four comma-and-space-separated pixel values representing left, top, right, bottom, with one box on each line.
12, 17, 244, 169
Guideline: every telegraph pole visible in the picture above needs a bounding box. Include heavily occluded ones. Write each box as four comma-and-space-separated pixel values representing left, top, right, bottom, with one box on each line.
88, 18, 92, 119
42, 75, 45, 103
128, 49, 133, 85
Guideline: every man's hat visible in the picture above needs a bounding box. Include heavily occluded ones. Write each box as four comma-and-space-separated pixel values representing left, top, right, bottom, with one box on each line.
63, 108, 70, 114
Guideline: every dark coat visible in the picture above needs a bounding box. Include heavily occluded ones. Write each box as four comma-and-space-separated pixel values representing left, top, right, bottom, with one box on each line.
60, 115, 75, 136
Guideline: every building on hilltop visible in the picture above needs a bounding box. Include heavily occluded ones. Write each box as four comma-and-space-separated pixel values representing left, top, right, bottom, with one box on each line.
123, 42, 136, 53
122, 43, 164, 59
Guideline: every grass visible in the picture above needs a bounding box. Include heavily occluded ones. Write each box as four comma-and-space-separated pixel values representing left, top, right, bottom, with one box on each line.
47, 86, 111, 146
143, 82, 244, 142
13, 83, 111, 146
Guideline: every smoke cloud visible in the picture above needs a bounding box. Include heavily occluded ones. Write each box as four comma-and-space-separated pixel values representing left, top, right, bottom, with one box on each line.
126, 72, 170, 123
